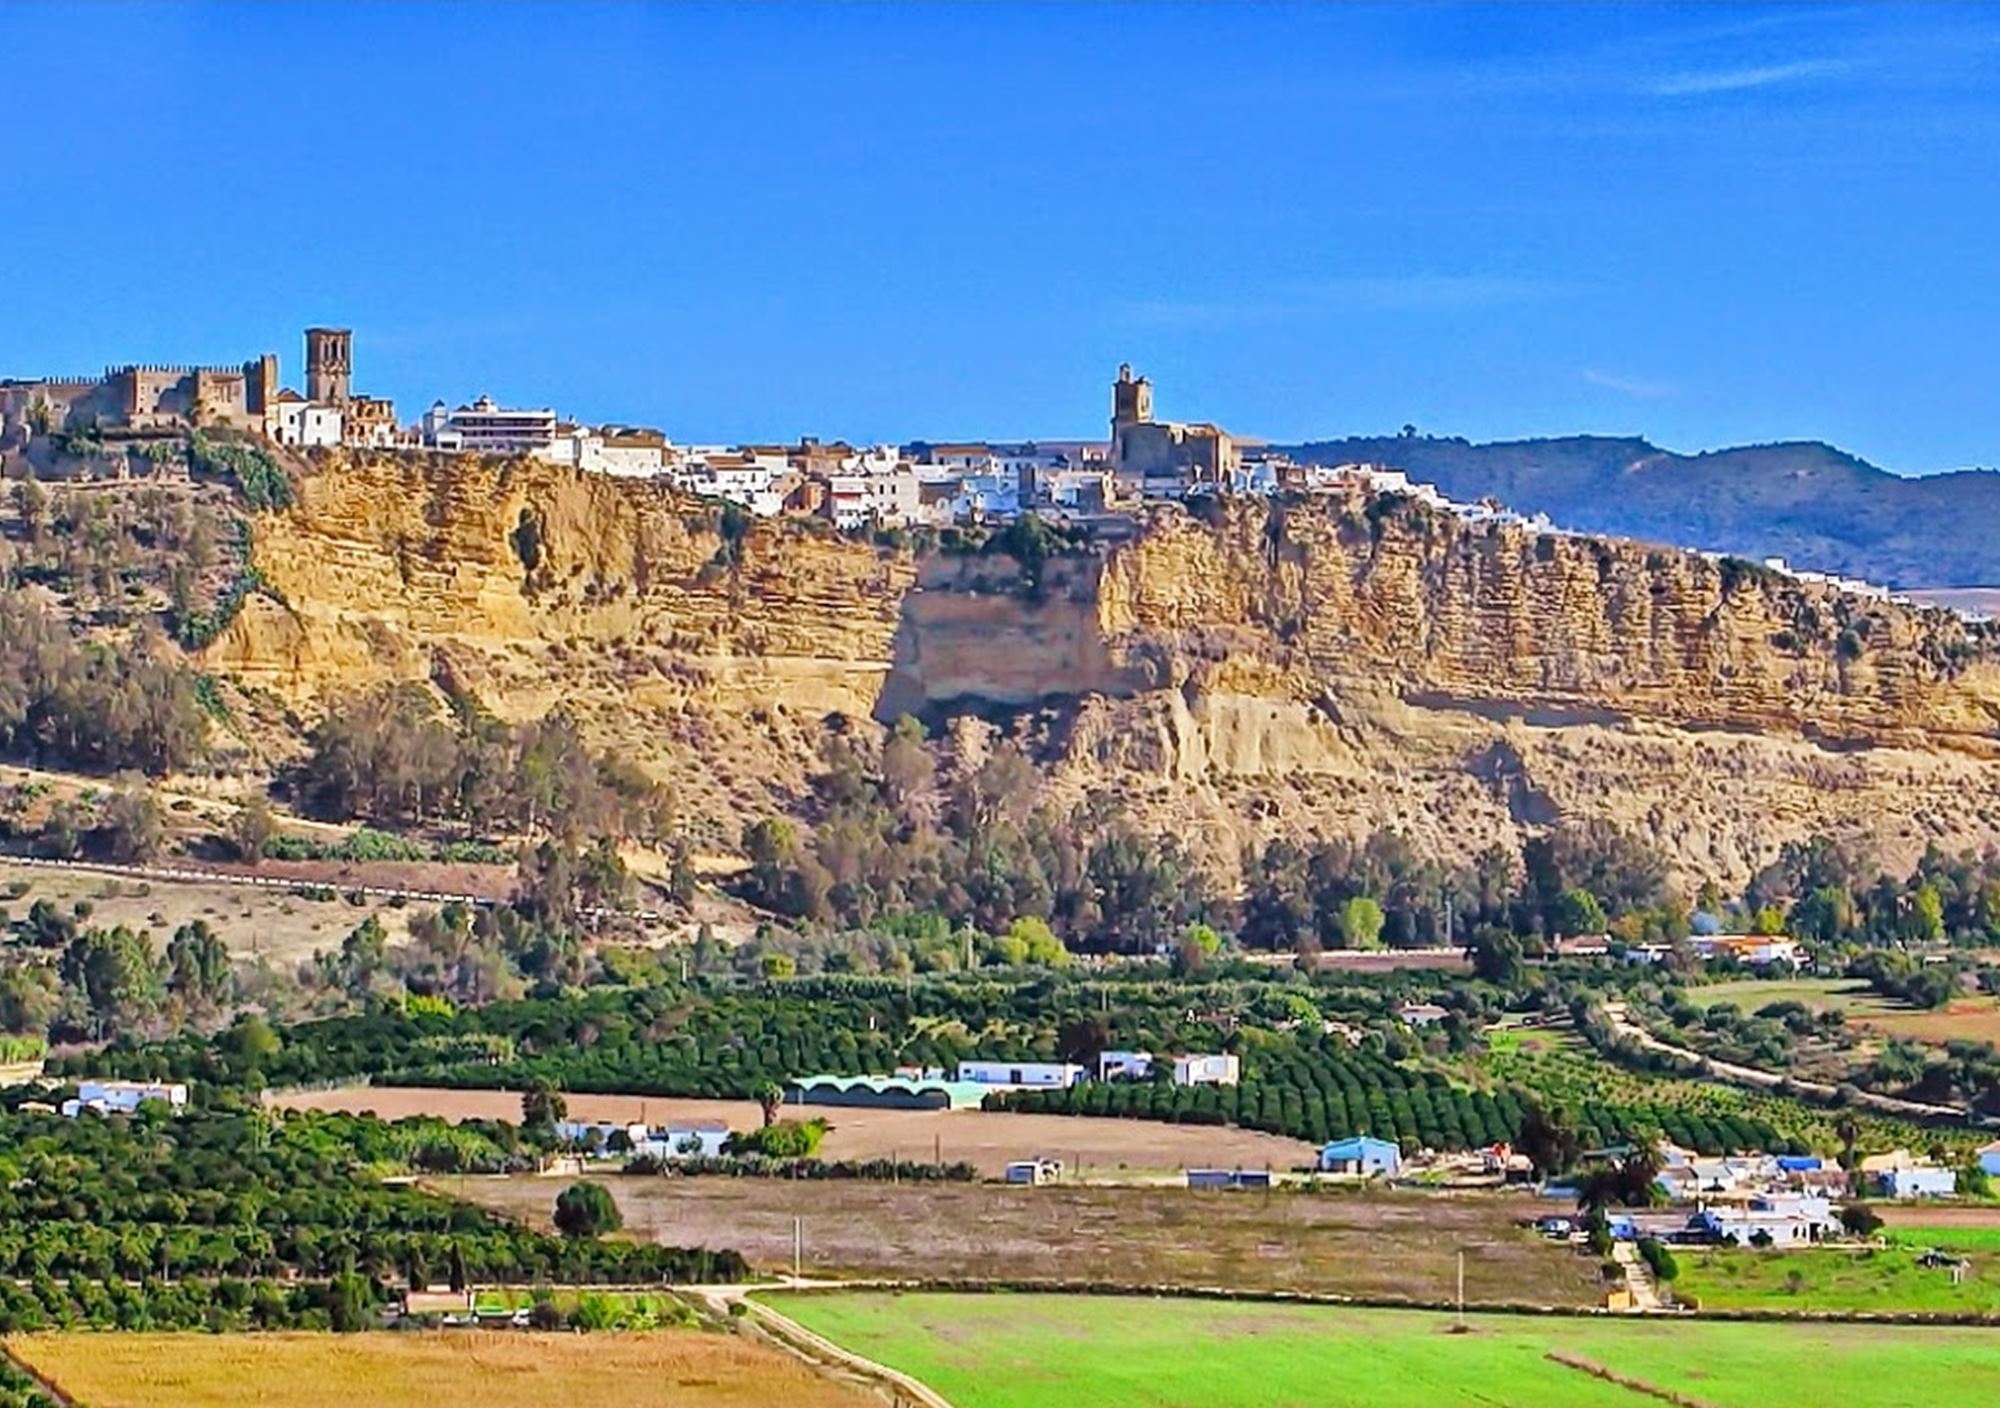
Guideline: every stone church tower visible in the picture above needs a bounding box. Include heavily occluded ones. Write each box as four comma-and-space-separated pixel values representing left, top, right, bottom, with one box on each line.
305, 327, 353, 406
1111, 362, 1153, 439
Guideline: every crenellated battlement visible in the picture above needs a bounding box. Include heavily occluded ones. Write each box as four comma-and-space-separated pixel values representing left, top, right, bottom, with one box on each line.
6, 330, 382, 448
106, 362, 255, 378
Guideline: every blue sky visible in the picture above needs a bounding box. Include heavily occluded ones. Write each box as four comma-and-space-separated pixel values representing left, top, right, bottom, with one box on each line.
6, 3, 1998, 470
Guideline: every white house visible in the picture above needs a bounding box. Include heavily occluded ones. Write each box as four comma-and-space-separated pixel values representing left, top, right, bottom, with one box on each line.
266, 391, 343, 448
422, 395, 558, 456
583, 429, 669, 478
948, 472, 1022, 522
1695, 1193, 1836, 1245
1098, 1050, 1155, 1081
1396, 1002, 1450, 1028
1692, 935, 1802, 968
923, 442, 998, 473
61, 1079, 189, 1118
1862, 1149, 1958, 1198
865, 467, 924, 527
1881, 1165, 1958, 1198
954, 1060, 1086, 1090
554, 1118, 728, 1160
635, 1122, 729, 1161
685, 454, 785, 516
1171, 1053, 1241, 1087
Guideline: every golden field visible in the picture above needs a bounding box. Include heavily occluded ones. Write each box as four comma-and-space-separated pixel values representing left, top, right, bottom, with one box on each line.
8, 1330, 875, 1408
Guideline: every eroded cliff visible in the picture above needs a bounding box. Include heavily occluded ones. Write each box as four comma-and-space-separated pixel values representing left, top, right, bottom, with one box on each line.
212, 454, 2000, 881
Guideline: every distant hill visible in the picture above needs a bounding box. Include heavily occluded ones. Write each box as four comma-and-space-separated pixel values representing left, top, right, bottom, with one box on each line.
1281, 435, 2000, 588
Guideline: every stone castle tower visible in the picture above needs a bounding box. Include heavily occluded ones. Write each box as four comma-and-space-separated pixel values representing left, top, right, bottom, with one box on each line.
305, 327, 353, 406
1111, 362, 1153, 438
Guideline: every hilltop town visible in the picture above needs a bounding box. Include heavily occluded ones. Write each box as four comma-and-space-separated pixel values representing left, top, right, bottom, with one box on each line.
1, 328, 1306, 528
4, 328, 1936, 619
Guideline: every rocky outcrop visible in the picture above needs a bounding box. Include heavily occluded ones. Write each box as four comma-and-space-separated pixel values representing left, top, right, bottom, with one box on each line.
210, 454, 2000, 879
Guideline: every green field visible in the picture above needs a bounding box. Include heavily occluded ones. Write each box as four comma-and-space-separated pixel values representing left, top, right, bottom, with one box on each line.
1694, 978, 1891, 1015
1676, 1243, 2000, 1315
1886, 1224, 2000, 1254
767, 1292, 2000, 1408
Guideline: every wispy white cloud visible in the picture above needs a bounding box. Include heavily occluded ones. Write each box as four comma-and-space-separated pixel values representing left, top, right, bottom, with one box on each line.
1582, 368, 1677, 399
1642, 58, 1850, 97
1122, 275, 1573, 329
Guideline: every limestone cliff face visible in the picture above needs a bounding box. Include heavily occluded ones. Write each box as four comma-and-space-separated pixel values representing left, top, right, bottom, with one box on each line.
1093, 493, 2000, 751
210, 456, 2000, 878
216, 452, 912, 720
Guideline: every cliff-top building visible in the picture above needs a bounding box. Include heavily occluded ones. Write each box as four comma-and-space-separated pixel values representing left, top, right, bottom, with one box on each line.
1107, 363, 1238, 499
1, 357, 278, 442
1, 327, 398, 451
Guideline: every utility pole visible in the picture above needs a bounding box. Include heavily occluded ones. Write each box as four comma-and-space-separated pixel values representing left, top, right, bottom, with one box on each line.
793, 1215, 803, 1280
1456, 1250, 1466, 1330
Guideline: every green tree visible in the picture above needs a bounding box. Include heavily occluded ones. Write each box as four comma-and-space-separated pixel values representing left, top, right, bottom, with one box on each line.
219, 1011, 281, 1069
552, 1181, 622, 1239
164, 920, 232, 1014
229, 795, 277, 864
1338, 896, 1385, 951
1467, 925, 1524, 984
324, 1271, 375, 1333
1908, 883, 1946, 944
753, 1079, 785, 1129
1008, 915, 1071, 967
521, 1080, 568, 1134
101, 783, 165, 864
1551, 888, 1608, 938
1182, 922, 1223, 959
1516, 1102, 1581, 1179
60, 926, 162, 1037
1790, 886, 1856, 943
1838, 1203, 1883, 1237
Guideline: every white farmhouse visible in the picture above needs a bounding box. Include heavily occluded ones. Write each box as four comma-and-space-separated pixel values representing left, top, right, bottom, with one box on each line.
1098, 1050, 1155, 1081
1171, 1053, 1241, 1087
61, 1079, 189, 1118
954, 1060, 1086, 1090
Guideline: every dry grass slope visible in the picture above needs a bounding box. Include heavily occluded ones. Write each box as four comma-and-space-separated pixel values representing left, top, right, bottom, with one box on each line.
444, 1175, 1603, 1308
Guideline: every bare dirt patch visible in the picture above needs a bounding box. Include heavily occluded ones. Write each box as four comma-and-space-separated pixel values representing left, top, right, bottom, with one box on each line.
440, 1175, 1600, 1308
0, 859, 424, 967
1875, 1204, 2000, 1229
1853, 998, 2000, 1048
272, 1084, 1318, 1177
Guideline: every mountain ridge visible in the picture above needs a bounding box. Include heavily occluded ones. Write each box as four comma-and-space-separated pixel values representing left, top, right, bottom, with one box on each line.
1281, 434, 2000, 590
